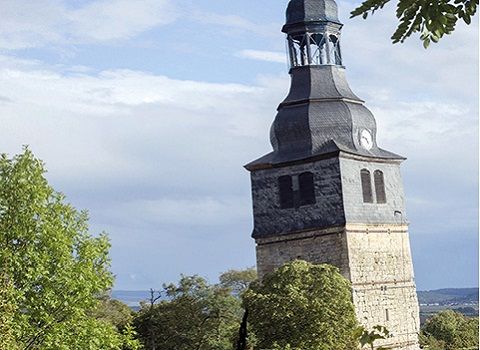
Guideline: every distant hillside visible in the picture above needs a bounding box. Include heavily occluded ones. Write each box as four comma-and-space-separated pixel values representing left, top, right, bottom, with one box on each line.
417, 288, 478, 305
112, 288, 479, 308
111, 290, 152, 307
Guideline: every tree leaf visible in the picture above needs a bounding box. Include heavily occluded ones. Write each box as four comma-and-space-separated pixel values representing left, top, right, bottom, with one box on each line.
423, 37, 431, 48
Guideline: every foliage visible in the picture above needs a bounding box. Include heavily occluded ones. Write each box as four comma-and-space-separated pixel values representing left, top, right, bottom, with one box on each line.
418, 332, 447, 350
39, 317, 141, 350
420, 310, 479, 350
219, 267, 257, 297
0, 271, 19, 350
353, 325, 389, 350
133, 275, 243, 350
0, 148, 140, 350
92, 295, 135, 331
350, 0, 478, 48
242, 260, 358, 350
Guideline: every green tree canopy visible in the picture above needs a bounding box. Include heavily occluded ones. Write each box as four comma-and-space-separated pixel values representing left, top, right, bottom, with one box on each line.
420, 309, 479, 350
242, 260, 358, 350
91, 295, 136, 331
134, 275, 243, 350
0, 270, 18, 350
0, 148, 140, 350
350, 0, 478, 48
219, 267, 257, 297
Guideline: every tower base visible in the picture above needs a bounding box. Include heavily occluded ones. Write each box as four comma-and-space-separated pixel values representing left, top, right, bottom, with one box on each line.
255, 223, 420, 350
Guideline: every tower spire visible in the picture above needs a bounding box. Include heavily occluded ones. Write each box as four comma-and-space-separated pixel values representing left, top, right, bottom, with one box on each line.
246, 0, 403, 171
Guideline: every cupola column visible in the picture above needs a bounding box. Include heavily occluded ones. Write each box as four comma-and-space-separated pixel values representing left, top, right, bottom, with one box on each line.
285, 30, 342, 67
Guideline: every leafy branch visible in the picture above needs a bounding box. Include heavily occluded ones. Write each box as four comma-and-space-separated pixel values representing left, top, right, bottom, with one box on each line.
354, 325, 390, 350
351, 0, 478, 48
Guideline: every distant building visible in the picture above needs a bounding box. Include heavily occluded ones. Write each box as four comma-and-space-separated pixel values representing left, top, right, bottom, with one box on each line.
244, 0, 420, 348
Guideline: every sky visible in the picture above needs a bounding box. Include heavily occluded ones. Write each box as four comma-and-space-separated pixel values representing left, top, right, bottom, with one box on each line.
0, 0, 478, 291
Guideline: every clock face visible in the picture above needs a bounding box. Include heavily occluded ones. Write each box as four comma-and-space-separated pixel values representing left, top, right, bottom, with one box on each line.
359, 129, 373, 150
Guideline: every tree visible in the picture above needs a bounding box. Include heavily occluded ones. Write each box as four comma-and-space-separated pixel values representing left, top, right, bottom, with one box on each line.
350, 0, 478, 48
420, 310, 479, 350
133, 275, 243, 350
219, 267, 257, 297
0, 270, 19, 350
242, 260, 358, 350
92, 296, 136, 331
0, 148, 140, 350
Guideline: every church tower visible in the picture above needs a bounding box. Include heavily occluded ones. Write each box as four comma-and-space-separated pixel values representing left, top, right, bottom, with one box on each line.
245, 0, 420, 348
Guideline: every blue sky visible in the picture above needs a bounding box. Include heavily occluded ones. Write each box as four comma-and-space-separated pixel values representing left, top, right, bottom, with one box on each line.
0, 0, 478, 291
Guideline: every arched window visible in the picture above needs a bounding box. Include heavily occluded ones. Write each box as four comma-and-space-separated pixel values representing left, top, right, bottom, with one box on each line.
299, 172, 316, 205
278, 175, 294, 209
360, 169, 373, 203
374, 170, 386, 203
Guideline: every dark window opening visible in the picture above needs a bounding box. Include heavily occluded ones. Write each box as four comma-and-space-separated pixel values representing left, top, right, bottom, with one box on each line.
278, 175, 294, 209
278, 172, 316, 209
374, 170, 386, 204
299, 172, 316, 206
361, 169, 373, 203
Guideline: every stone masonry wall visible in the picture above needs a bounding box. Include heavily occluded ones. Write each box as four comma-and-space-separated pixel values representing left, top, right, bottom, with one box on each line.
346, 225, 420, 349
255, 226, 349, 279
255, 224, 420, 350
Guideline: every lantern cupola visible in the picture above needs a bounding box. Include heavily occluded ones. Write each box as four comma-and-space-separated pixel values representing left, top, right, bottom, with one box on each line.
284, 0, 343, 67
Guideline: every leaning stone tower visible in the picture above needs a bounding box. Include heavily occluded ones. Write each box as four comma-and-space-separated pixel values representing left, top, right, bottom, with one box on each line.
245, 0, 420, 348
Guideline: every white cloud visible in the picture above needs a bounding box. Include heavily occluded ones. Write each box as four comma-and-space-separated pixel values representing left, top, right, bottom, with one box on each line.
237, 49, 286, 63
106, 196, 251, 229
0, 0, 176, 49
0, 54, 279, 189
190, 11, 277, 38
67, 0, 176, 42
338, 0, 479, 103
0, 48, 475, 231
0, 0, 477, 289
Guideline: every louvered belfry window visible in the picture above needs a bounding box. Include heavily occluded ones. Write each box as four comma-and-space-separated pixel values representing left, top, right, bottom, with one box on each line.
299, 172, 316, 206
374, 170, 386, 203
278, 175, 294, 209
360, 169, 373, 203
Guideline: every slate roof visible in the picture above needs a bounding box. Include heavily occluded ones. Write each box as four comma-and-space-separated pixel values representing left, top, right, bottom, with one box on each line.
245, 141, 404, 171
285, 0, 340, 26
245, 65, 405, 171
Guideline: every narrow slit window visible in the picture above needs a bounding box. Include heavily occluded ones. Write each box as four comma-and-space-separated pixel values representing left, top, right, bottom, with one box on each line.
361, 169, 373, 203
299, 172, 316, 206
374, 170, 386, 204
278, 175, 294, 209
